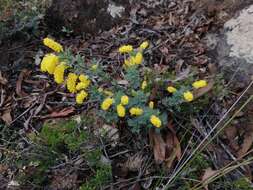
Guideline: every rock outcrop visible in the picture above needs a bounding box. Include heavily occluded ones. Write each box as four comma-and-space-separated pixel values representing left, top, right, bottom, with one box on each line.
45, 0, 130, 35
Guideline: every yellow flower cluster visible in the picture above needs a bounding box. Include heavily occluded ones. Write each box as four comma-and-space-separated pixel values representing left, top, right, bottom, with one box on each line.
40, 54, 59, 74
192, 80, 207, 89
76, 90, 88, 104
149, 101, 154, 109
67, 73, 78, 93
43, 37, 63, 52
101, 98, 114, 111
183, 91, 194, 102
141, 80, 147, 90
167, 86, 177, 93
54, 63, 66, 84
119, 45, 133, 53
117, 104, 126, 117
139, 41, 149, 50
119, 41, 149, 68
150, 115, 162, 128
130, 107, 143, 116
124, 52, 144, 67
121, 95, 129, 105
76, 74, 90, 91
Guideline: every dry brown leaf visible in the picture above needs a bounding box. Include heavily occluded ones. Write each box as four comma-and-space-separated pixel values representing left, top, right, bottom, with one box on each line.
1, 108, 12, 125
131, 182, 141, 190
201, 167, 218, 190
149, 128, 166, 163
224, 125, 239, 151
0, 164, 8, 173
149, 123, 181, 169
237, 129, 253, 158
0, 71, 8, 85
41, 107, 75, 119
16, 69, 31, 97
167, 121, 182, 161
124, 153, 143, 172
193, 79, 214, 99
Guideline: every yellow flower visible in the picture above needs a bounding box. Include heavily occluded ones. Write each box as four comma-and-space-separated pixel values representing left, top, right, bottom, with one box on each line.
130, 107, 143, 116
43, 37, 63, 52
76, 74, 90, 90
101, 98, 114, 111
103, 90, 114, 97
121, 95, 129, 105
192, 80, 207, 89
91, 64, 98, 71
40, 54, 59, 74
67, 73, 78, 93
141, 80, 147, 90
76, 90, 88, 104
76, 81, 90, 91
119, 45, 133, 53
124, 56, 135, 67
139, 41, 149, 50
79, 74, 89, 82
183, 91, 194, 102
54, 63, 66, 84
167, 86, 177, 93
150, 115, 162, 128
134, 52, 143, 64
149, 101, 154, 109
117, 104, 126, 117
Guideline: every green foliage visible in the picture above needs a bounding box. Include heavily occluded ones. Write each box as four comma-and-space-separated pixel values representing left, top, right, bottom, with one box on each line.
170, 153, 211, 189
0, 0, 49, 40
6, 116, 112, 188
125, 66, 141, 89
16, 146, 58, 186
232, 178, 253, 190
80, 164, 112, 190
39, 119, 87, 152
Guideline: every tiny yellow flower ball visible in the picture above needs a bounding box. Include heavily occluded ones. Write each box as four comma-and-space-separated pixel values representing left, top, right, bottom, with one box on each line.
183, 91, 194, 102
101, 98, 114, 111
103, 90, 114, 97
67, 73, 78, 93
40, 54, 59, 74
149, 101, 154, 109
167, 86, 177, 93
76, 90, 88, 105
117, 104, 126, 117
192, 80, 207, 89
141, 80, 147, 90
130, 107, 143, 116
121, 95, 129, 106
98, 87, 103, 93
54, 63, 66, 84
43, 37, 63, 52
119, 45, 133, 53
79, 74, 89, 82
76, 80, 90, 91
140, 41, 149, 50
150, 115, 162, 128
91, 64, 98, 71
124, 59, 131, 67
124, 58, 133, 67
134, 52, 143, 65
